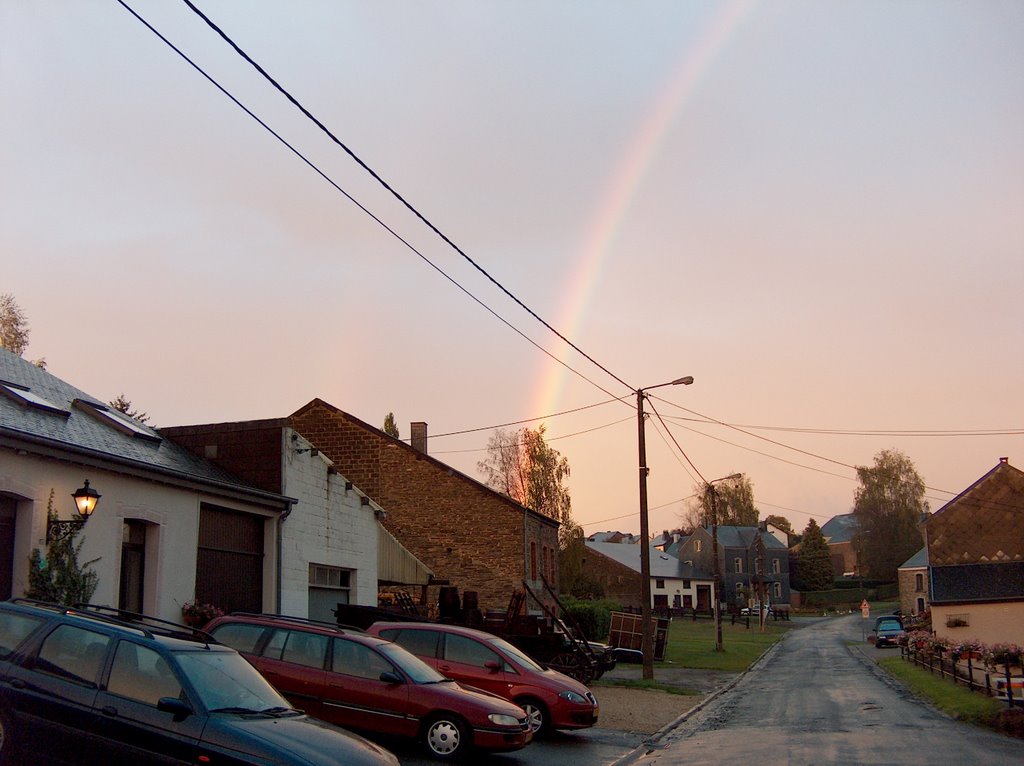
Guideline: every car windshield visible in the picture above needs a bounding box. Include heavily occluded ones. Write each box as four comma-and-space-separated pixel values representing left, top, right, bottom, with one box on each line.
376, 641, 449, 684
877, 619, 902, 630
174, 648, 295, 713
485, 636, 544, 672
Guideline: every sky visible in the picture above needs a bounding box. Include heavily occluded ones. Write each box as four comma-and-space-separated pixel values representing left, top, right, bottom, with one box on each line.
2, 0, 1022, 539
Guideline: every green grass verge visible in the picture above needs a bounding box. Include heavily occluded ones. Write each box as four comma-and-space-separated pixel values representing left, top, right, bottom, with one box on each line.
659, 616, 792, 673
596, 678, 701, 696
877, 656, 1004, 726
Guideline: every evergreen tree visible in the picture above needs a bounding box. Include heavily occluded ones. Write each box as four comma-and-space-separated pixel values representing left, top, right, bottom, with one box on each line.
797, 519, 833, 591
382, 412, 399, 438
110, 393, 149, 424
0, 292, 30, 356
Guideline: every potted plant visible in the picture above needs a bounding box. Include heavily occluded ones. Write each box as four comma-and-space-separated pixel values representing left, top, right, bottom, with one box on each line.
181, 600, 224, 628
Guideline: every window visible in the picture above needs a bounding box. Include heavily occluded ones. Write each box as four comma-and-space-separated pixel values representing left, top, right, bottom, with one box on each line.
209, 623, 266, 655
773, 582, 782, 599
693, 540, 702, 552
35, 625, 111, 686
772, 558, 781, 574
734, 558, 743, 574
530, 542, 537, 580
0, 611, 44, 660
653, 595, 669, 608
655, 579, 665, 589
281, 631, 328, 669
73, 399, 160, 441
683, 579, 691, 588
332, 638, 395, 680
444, 634, 501, 669
386, 628, 440, 659
915, 573, 924, 592
0, 383, 69, 416
108, 641, 182, 705
119, 520, 148, 614
309, 564, 352, 621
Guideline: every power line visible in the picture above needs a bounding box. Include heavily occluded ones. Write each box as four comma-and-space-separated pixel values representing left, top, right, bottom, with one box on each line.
116, 0, 627, 405
431, 415, 634, 455
178, 0, 634, 395
427, 396, 631, 440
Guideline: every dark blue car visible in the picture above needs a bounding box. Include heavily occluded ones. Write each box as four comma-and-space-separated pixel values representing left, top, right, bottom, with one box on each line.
872, 615, 906, 648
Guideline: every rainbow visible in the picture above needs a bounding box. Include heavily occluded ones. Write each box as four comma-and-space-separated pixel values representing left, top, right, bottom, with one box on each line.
531, 0, 755, 417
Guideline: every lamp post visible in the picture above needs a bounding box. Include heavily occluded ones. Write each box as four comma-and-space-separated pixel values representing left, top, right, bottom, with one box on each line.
637, 375, 693, 680
707, 473, 741, 652
47, 479, 100, 544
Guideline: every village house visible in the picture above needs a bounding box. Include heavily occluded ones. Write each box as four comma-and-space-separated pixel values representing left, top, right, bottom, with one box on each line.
0, 348, 292, 621
289, 399, 561, 613
582, 540, 714, 612
820, 513, 860, 577
925, 458, 1024, 645
897, 547, 930, 617
161, 419, 431, 622
674, 524, 791, 610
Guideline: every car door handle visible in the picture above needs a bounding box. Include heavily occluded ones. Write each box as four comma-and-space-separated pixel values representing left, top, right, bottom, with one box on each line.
101, 706, 118, 718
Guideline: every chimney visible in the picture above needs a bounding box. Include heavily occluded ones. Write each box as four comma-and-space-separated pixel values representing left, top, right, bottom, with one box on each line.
411, 422, 428, 454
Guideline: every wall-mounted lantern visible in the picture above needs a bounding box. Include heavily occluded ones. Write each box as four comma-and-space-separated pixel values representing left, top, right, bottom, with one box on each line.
47, 480, 100, 544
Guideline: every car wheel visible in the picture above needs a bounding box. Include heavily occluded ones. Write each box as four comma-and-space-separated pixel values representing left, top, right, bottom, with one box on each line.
517, 697, 549, 736
0, 709, 14, 766
423, 714, 468, 760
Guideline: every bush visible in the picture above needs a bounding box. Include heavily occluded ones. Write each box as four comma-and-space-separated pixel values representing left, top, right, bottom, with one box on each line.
560, 597, 621, 641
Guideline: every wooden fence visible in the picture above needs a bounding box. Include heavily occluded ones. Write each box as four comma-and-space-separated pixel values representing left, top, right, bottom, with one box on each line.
903, 647, 1021, 708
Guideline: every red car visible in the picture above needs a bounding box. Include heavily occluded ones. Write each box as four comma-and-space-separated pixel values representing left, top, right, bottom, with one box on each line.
205, 614, 532, 760
367, 622, 599, 735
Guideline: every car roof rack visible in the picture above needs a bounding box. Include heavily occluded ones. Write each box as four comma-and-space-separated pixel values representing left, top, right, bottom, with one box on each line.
10, 599, 216, 644
226, 612, 354, 634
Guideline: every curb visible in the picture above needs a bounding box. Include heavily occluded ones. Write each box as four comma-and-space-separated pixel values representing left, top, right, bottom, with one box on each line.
610, 635, 788, 766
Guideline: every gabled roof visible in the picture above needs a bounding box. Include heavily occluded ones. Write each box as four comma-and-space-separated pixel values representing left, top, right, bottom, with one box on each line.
713, 525, 788, 550
925, 459, 1024, 566
586, 541, 713, 580
821, 513, 858, 544
0, 349, 290, 508
899, 547, 928, 570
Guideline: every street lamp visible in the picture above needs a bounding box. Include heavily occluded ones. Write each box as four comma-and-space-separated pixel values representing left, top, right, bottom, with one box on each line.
637, 375, 693, 680
707, 473, 741, 652
47, 479, 101, 544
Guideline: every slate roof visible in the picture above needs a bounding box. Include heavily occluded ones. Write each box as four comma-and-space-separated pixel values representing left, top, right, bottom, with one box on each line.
899, 547, 928, 570
587, 541, 713, 579
930, 562, 1024, 604
821, 513, 859, 544
713, 525, 787, 550
0, 348, 289, 505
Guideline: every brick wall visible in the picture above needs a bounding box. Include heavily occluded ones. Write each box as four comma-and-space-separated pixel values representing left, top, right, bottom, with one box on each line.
580, 548, 642, 608
161, 420, 285, 493
898, 566, 929, 616
291, 400, 560, 612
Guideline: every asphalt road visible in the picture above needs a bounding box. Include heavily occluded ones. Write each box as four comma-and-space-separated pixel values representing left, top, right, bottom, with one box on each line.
384, 724, 645, 766
628, 613, 1024, 766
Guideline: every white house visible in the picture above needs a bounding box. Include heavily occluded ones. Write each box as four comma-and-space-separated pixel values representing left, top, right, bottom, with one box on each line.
0, 348, 292, 622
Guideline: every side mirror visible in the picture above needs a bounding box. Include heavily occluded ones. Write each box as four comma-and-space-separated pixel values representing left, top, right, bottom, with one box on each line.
158, 697, 193, 721
484, 660, 501, 673
380, 671, 404, 685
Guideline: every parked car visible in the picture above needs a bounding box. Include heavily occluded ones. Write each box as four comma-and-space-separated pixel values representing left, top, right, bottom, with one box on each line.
205, 613, 532, 760
0, 599, 398, 766
367, 621, 600, 736
871, 615, 905, 648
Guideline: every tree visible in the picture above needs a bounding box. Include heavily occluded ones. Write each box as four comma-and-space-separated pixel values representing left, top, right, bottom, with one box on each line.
0, 292, 30, 356
478, 425, 577, 548
852, 449, 929, 582
689, 474, 759, 528
25, 490, 99, 605
764, 514, 793, 535
110, 393, 149, 424
797, 519, 833, 591
382, 412, 399, 438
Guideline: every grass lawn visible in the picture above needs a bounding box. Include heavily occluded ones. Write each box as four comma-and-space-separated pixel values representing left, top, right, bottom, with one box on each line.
877, 656, 1006, 726
659, 615, 793, 673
